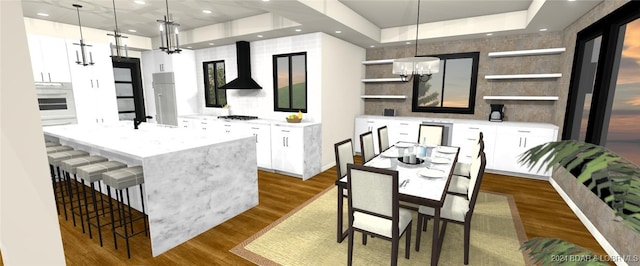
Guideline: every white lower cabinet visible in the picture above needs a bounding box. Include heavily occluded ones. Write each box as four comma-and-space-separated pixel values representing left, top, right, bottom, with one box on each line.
387, 120, 420, 145
271, 125, 304, 176
245, 124, 272, 169
178, 118, 195, 129
450, 123, 497, 169
491, 126, 556, 177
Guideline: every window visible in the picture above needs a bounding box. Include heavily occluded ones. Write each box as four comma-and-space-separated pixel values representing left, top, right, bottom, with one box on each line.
203, 60, 227, 107
273, 52, 307, 112
411, 52, 479, 114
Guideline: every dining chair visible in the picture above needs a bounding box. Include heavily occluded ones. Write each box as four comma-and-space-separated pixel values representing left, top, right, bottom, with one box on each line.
448, 137, 484, 196
359, 131, 375, 164
334, 138, 354, 242
377, 126, 390, 152
418, 124, 444, 146
346, 163, 412, 266
415, 152, 487, 265
453, 132, 484, 178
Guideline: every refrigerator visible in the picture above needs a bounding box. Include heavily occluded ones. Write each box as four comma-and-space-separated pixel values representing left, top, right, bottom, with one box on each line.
152, 72, 178, 126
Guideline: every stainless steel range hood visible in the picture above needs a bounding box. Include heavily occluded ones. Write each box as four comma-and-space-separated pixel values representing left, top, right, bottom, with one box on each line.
219, 41, 262, 90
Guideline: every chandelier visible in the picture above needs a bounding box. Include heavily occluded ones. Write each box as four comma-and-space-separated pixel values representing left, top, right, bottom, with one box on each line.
157, 0, 181, 54
107, 0, 128, 58
72, 4, 94, 66
392, 0, 440, 82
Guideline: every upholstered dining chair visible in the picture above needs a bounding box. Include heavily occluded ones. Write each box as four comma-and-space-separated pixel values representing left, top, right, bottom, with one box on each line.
346, 163, 413, 266
418, 124, 444, 146
415, 152, 487, 265
359, 131, 375, 164
377, 126, 390, 153
334, 138, 354, 242
448, 137, 484, 196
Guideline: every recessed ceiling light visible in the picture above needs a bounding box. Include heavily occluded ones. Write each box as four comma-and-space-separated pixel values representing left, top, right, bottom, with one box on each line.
568, 0, 576, 2
335, 30, 342, 34
209, 43, 214, 45
262, 0, 270, 2
202, 10, 212, 14
405, 41, 411, 44
539, 28, 548, 32
37, 12, 49, 17
295, 29, 302, 32
370, 45, 375, 48
486, 33, 493, 36
128, 29, 137, 33
133, 0, 145, 4
187, 46, 192, 49
257, 35, 263, 38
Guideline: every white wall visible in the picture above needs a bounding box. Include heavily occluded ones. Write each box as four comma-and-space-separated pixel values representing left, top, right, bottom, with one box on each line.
195, 33, 323, 122
320, 33, 365, 168
1, 2, 65, 264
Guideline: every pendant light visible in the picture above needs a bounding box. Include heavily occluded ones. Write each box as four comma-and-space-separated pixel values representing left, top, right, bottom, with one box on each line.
157, 0, 181, 54
392, 0, 440, 82
107, 0, 129, 58
72, 4, 94, 66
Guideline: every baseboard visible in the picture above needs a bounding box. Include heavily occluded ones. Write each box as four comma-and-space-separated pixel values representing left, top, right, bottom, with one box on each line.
549, 177, 626, 266
321, 162, 336, 172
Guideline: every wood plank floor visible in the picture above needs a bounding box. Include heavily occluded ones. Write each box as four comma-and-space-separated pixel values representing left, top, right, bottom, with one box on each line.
2, 160, 606, 265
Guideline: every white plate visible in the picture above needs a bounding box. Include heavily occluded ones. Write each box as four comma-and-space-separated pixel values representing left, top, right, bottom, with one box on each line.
430, 157, 450, 164
418, 169, 446, 178
395, 142, 414, 148
436, 146, 457, 154
381, 149, 400, 158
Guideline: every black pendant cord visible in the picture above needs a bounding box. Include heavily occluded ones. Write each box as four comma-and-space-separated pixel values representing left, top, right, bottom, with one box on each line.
414, 0, 421, 57
112, 0, 120, 35
73, 4, 84, 41
165, 0, 170, 19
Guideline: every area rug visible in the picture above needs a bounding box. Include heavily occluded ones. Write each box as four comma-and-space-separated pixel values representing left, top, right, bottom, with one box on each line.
231, 186, 529, 265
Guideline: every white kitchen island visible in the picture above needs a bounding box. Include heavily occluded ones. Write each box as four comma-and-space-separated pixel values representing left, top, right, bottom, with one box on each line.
43, 121, 258, 256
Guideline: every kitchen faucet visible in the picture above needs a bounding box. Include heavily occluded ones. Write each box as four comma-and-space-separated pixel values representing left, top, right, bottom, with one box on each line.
134, 116, 153, 130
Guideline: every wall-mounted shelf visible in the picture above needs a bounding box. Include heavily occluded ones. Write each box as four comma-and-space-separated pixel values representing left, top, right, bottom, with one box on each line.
362, 59, 394, 65
361, 78, 405, 83
361, 95, 406, 99
485, 73, 562, 80
483, 96, 559, 101
488, 48, 566, 57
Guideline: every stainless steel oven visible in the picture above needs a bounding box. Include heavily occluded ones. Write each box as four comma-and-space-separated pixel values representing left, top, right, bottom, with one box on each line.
35, 82, 77, 126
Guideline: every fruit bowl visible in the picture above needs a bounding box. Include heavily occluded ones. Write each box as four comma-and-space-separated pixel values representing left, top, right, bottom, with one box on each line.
286, 117, 302, 123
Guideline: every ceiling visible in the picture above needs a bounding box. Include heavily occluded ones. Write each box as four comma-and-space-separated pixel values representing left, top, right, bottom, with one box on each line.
21, 0, 603, 50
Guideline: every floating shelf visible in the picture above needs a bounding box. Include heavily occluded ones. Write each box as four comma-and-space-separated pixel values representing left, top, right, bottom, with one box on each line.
362, 59, 394, 65
488, 48, 566, 57
361, 95, 407, 99
485, 73, 562, 80
483, 96, 559, 101
361, 78, 405, 83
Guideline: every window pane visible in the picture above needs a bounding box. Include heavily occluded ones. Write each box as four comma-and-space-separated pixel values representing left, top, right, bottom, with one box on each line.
115, 83, 134, 97
416, 73, 442, 107
117, 98, 135, 112
113, 67, 132, 82
215, 62, 226, 106
291, 55, 306, 110
277, 57, 290, 109
442, 58, 472, 108
604, 18, 640, 165
204, 61, 226, 107
119, 113, 136, 120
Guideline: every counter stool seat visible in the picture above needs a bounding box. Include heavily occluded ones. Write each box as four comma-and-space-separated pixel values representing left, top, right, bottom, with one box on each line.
60, 156, 109, 175
76, 161, 127, 246
48, 150, 89, 166
45, 141, 61, 147
102, 166, 148, 259
48, 149, 88, 222
46, 145, 73, 154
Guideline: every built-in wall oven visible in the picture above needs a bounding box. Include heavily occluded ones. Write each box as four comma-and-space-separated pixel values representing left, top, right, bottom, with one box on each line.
35, 82, 77, 126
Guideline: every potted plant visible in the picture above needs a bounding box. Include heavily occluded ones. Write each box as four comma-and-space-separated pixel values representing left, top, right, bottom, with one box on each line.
517, 140, 640, 265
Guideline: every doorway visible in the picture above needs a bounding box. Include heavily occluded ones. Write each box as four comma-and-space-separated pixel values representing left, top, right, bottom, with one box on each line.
112, 57, 147, 122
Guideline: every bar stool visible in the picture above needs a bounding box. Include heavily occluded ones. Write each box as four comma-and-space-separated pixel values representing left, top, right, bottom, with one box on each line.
48, 150, 89, 224
45, 141, 60, 147
45, 144, 72, 217
76, 161, 127, 246
102, 166, 148, 259
59, 156, 109, 234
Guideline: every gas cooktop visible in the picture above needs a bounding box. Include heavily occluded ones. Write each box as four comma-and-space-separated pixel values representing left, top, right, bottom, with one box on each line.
218, 115, 259, 120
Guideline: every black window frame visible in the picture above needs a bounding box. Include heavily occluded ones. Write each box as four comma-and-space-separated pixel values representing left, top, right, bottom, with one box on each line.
273, 52, 308, 113
203, 60, 227, 108
411, 52, 480, 114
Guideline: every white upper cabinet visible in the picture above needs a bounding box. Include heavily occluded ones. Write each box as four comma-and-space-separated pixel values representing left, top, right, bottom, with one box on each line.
27, 35, 71, 82
153, 50, 174, 72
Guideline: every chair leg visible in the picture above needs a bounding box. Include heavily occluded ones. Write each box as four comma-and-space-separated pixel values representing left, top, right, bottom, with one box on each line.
347, 227, 354, 266
391, 236, 399, 266
464, 221, 470, 265
362, 233, 367, 245
415, 214, 422, 252
405, 221, 412, 259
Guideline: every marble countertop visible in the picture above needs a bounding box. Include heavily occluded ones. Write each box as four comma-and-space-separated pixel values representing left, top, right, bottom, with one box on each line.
43, 121, 253, 159
180, 114, 320, 127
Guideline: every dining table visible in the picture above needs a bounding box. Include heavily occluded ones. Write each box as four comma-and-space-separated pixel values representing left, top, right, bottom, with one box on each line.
335, 142, 460, 266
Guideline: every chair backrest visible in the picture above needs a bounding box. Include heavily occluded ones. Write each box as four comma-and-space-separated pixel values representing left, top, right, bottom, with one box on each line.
466, 152, 487, 219
347, 164, 399, 225
334, 138, 354, 180
360, 131, 375, 164
377, 126, 389, 152
418, 124, 444, 146
471, 137, 485, 160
